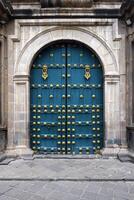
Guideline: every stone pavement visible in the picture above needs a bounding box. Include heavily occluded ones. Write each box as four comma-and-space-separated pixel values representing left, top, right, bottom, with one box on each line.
0, 180, 134, 200
0, 158, 134, 200
0, 157, 134, 180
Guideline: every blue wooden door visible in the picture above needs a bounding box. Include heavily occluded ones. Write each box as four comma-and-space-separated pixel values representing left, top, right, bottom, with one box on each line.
30, 42, 103, 154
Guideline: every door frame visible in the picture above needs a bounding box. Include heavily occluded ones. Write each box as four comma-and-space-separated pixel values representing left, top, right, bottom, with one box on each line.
7, 27, 122, 157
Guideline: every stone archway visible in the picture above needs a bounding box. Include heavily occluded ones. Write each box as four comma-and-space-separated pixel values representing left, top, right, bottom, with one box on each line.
8, 27, 120, 156
15, 27, 118, 75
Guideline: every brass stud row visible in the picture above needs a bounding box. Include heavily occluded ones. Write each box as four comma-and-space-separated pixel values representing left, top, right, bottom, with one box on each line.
31, 121, 102, 126
31, 84, 102, 88
32, 63, 101, 68
32, 133, 100, 139
31, 104, 101, 108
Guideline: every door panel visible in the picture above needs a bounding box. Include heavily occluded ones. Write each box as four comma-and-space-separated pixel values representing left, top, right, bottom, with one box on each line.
30, 44, 66, 153
66, 43, 103, 154
30, 42, 103, 154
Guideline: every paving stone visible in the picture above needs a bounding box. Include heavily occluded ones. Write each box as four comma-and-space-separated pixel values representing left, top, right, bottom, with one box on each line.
113, 190, 134, 200
0, 158, 134, 200
15, 181, 46, 194
69, 186, 85, 196
5, 188, 35, 200
113, 197, 130, 200
96, 193, 113, 200
80, 191, 97, 200
101, 182, 116, 189
127, 183, 134, 194
29, 194, 46, 200
0, 158, 134, 179
0, 195, 19, 200
0, 184, 13, 194
114, 182, 129, 193
0, 181, 134, 200
99, 187, 114, 196
0, 182, 18, 188
45, 190, 79, 200
36, 185, 56, 199
84, 182, 101, 194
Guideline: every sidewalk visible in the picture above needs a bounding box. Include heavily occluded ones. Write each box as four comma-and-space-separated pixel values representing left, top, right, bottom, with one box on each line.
0, 157, 134, 180
0, 158, 134, 200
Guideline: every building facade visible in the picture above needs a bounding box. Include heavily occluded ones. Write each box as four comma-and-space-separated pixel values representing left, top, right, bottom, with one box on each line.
121, 0, 134, 155
0, 0, 133, 159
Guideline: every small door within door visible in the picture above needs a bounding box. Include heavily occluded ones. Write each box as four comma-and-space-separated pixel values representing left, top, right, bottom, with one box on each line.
30, 42, 103, 155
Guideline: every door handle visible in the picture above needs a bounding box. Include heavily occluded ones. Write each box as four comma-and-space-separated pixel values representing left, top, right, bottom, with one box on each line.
42, 65, 48, 80
84, 65, 91, 80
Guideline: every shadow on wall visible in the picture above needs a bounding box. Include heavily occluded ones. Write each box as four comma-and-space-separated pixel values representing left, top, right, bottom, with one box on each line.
127, 127, 134, 152
40, 0, 93, 8
0, 128, 7, 152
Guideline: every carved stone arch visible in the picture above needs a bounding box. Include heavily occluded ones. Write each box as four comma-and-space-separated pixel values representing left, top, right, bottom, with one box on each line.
15, 27, 119, 76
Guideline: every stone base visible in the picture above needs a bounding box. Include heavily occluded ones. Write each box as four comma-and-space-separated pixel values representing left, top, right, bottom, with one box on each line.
117, 148, 133, 162
128, 151, 134, 160
118, 149, 134, 163
4, 146, 134, 162
118, 148, 130, 157
102, 147, 120, 158
6, 146, 34, 159
102, 147, 134, 162
0, 152, 6, 162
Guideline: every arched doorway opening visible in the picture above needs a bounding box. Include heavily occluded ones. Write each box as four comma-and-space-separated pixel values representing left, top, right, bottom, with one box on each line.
30, 41, 104, 155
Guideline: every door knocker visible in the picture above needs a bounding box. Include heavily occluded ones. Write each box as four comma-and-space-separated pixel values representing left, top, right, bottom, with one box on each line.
42, 65, 48, 80
84, 65, 91, 80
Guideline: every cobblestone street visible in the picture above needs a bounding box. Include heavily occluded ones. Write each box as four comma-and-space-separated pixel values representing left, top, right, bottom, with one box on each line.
0, 158, 134, 199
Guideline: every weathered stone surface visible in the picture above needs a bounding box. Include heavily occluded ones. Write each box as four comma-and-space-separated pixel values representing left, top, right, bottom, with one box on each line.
0, 158, 134, 199
0, 0, 132, 158
0, 128, 6, 152
40, 0, 93, 8
0, 158, 134, 180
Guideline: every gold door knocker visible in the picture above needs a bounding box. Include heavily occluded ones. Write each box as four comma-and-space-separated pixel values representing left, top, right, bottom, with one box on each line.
84, 65, 91, 80
42, 65, 48, 80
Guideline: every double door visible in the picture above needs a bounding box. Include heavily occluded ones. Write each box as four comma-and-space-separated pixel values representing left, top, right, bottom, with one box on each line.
30, 42, 103, 154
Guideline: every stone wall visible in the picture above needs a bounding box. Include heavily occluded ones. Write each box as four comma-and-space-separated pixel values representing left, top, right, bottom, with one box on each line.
0, 128, 6, 152
0, 26, 8, 154
0, 0, 131, 157
121, 0, 134, 154
126, 25, 134, 152
5, 14, 128, 157
40, 0, 93, 8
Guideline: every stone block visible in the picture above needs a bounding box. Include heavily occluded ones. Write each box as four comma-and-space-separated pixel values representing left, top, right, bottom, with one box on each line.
127, 126, 134, 152
0, 128, 7, 152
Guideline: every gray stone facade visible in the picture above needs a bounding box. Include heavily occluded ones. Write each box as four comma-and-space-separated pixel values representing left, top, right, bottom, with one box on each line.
0, 0, 133, 158
121, 0, 134, 155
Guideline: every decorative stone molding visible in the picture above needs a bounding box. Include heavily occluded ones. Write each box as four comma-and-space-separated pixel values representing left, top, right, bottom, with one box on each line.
13, 75, 30, 82
15, 27, 119, 76
104, 74, 120, 83
40, 0, 93, 8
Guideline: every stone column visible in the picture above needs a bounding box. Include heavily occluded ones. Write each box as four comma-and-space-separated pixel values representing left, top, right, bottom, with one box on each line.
7, 75, 33, 157
103, 74, 121, 156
